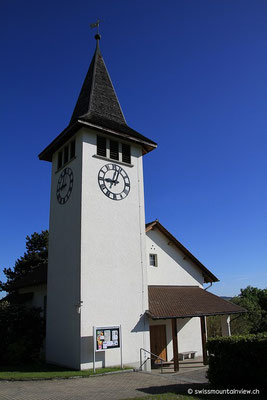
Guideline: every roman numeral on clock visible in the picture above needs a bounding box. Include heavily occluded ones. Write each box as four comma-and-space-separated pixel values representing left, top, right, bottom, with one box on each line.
98, 163, 130, 201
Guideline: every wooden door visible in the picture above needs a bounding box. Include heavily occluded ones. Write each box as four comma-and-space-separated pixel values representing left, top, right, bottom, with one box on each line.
150, 325, 167, 363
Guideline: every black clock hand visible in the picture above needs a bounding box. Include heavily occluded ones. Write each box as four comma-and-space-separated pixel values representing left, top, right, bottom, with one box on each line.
104, 177, 119, 188
110, 170, 118, 188
113, 170, 120, 186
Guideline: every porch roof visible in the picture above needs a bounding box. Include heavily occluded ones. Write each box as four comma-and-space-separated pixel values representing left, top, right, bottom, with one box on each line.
147, 285, 246, 319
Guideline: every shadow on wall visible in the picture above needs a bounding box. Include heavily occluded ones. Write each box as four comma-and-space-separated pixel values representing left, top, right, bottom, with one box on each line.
80, 336, 105, 366
177, 318, 190, 332
131, 314, 150, 333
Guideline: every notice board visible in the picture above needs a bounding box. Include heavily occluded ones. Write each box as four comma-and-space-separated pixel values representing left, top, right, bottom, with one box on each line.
95, 326, 120, 351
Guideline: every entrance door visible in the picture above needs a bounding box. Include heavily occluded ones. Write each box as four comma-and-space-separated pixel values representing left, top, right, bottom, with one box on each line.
150, 325, 167, 363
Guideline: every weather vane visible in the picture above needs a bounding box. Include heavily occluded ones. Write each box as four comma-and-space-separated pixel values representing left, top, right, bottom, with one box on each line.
90, 19, 103, 35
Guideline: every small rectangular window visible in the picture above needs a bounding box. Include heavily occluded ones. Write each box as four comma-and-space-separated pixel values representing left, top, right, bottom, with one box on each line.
64, 145, 69, 164
122, 143, 131, 164
97, 136, 106, 157
149, 254, 158, 267
57, 151, 63, 170
110, 140, 119, 160
70, 140, 75, 159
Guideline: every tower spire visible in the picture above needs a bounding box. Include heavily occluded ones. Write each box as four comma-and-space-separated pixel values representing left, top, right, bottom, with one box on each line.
69, 29, 126, 127
39, 30, 157, 162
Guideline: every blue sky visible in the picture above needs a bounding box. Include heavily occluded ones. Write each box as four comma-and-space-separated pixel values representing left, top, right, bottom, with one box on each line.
1, 0, 267, 298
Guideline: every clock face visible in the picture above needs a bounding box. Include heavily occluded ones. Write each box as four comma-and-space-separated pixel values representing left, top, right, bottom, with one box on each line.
56, 167, 74, 205
98, 163, 130, 200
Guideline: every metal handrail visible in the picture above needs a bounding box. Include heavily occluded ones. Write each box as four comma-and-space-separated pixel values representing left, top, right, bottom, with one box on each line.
140, 348, 165, 374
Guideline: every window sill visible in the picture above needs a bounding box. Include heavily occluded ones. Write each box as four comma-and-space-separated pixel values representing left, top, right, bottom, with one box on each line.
93, 154, 133, 167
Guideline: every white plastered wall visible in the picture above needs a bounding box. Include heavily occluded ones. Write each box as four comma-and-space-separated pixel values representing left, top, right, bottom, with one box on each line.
46, 131, 83, 370
79, 128, 150, 370
146, 228, 204, 286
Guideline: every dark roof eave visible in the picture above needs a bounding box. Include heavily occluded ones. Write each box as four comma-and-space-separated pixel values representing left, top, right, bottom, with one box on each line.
39, 120, 157, 162
38, 121, 80, 161
13, 281, 46, 290
146, 310, 247, 320
146, 221, 219, 283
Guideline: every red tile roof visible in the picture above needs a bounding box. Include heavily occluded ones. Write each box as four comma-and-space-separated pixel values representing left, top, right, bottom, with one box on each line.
147, 286, 246, 318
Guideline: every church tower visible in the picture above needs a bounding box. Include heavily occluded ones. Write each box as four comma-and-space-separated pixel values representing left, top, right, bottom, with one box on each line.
39, 33, 157, 370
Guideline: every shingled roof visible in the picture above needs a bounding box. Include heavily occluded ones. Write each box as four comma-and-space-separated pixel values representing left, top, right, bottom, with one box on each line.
39, 35, 157, 161
147, 286, 247, 318
70, 37, 126, 126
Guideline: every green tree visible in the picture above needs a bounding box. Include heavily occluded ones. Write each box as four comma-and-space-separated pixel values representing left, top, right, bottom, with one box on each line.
231, 286, 267, 334
0, 302, 45, 364
207, 315, 221, 338
0, 230, 48, 294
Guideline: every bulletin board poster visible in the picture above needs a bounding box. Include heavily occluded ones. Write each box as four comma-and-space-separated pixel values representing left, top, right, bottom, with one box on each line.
95, 326, 120, 351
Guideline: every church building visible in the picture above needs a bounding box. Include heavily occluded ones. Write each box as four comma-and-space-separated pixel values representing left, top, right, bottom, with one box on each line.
16, 32, 245, 371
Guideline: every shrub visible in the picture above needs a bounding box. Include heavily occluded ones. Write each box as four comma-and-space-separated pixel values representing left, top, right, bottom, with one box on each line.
207, 333, 267, 388
0, 303, 45, 365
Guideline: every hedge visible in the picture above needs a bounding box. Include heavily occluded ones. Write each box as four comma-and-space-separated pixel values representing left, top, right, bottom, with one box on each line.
207, 333, 267, 388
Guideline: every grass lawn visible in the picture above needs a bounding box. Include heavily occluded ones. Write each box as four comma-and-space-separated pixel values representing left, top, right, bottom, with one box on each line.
0, 363, 130, 380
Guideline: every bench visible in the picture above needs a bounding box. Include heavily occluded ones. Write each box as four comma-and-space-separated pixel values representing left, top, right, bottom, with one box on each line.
178, 351, 197, 361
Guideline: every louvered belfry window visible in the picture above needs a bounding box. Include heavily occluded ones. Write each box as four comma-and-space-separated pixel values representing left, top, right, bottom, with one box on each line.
97, 136, 106, 157
110, 140, 119, 160
70, 140, 76, 159
122, 143, 131, 164
57, 151, 63, 169
96, 135, 131, 164
64, 146, 69, 164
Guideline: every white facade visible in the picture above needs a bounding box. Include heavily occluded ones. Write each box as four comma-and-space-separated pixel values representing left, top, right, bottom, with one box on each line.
46, 131, 83, 369
79, 129, 149, 369
46, 127, 150, 370
146, 228, 204, 287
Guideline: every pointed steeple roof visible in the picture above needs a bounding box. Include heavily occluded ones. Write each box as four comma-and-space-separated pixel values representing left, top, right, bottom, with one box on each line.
39, 34, 157, 162
70, 35, 126, 127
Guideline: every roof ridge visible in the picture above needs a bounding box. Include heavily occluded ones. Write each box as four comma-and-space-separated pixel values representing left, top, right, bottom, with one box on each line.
100, 49, 126, 124
87, 42, 99, 121
146, 220, 219, 283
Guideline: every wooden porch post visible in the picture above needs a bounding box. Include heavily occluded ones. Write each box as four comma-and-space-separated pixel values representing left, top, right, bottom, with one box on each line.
171, 318, 179, 372
200, 316, 208, 365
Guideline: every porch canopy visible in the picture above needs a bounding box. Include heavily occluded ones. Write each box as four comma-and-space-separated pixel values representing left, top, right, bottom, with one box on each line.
147, 285, 246, 319
146, 285, 246, 372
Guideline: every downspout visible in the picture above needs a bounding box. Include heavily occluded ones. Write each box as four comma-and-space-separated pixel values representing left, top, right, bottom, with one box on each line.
204, 282, 212, 291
